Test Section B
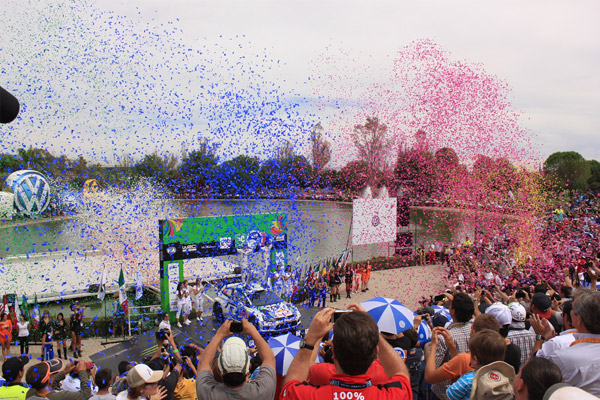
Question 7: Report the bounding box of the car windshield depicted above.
[247,290,282,307]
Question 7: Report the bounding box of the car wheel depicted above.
[213,303,224,323]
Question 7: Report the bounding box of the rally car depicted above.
[212,282,301,336]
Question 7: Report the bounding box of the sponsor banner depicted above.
[159,213,288,261]
[352,198,397,246]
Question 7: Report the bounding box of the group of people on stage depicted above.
[174,278,206,328]
[305,263,371,308]
[0,302,86,362]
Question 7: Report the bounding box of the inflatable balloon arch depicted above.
[0,170,52,218]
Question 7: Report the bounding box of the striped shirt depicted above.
[507,329,536,365]
[446,371,475,400]
[433,321,472,400]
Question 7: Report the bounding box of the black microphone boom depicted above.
[0,85,20,124]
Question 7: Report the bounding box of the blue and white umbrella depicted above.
[432,305,452,322]
[360,297,414,334]
[417,319,432,347]
[268,333,319,376]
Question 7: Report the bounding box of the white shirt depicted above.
[17,321,29,337]
[548,333,600,397]
[537,328,577,359]
[62,375,98,395]
[158,320,171,332]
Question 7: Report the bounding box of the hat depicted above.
[2,356,29,381]
[126,364,163,388]
[485,303,512,327]
[26,359,64,387]
[532,293,552,318]
[542,383,598,400]
[432,313,449,328]
[508,303,526,329]
[218,337,250,375]
[469,361,515,400]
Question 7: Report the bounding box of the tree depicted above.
[218,155,261,196]
[180,139,220,195]
[350,117,392,184]
[395,147,435,198]
[275,140,296,163]
[340,160,371,193]
[309,124,332,175]
[587,160,600,193]
[134,152,178,183]
[544,151,590,194]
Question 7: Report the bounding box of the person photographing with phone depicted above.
[281,305,412,400]
[196,318,276,400]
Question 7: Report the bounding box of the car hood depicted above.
[257,303,297,320]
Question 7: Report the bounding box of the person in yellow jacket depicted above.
[0,356,29,400]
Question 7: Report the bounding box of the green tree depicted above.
[218,155,261,196]
[588,160,600,193]
[544,151,590,194]
[180,139,220,195]
[395,147,435,198]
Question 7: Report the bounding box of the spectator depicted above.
[89,368,115,400]
[485,302,524,371]
[432,292,474,399]
[426,314,521,385]
[115,364,165,400]
[403,328,427,400]
[446,329,514,400]
[146,331,182,400]
[110,362,133,395]
[281,306,412,400]
[196,319,276,400]
[157,313,171,333]
[547,288,600,396]
[531,293,560,333]
[26,359,93,400]
[532,301,577,358]
[174,357,197,400]
[0,355,29,400]
[513,357,563,400]
[507,302,536,365]
[61,362,98,395]
[16,315,30,357]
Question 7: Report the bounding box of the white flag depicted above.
[135,270,143,300]
[97,267,108,300]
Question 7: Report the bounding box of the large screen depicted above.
[352,199,397,246]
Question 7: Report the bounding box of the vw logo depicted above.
[5,170,51,216]
[372,215,380,227]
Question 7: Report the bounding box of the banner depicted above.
[352,198,397,246]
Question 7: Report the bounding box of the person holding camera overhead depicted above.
[196,318,276,400]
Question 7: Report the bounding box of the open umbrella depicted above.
[360,297,414,334]
[417,319,432,346]
[268,333,302,376]
[432,305,452,322]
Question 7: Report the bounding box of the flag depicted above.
[0,295,6,315]
[97,267,108,300]
[135,270,143,300]
[20,294,29,318]
[118,268,128,315]
[31,294,40,328]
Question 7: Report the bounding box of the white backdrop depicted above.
[352,198,397,246]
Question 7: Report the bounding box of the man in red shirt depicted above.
[281,306,412,400]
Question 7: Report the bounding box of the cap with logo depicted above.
[508,303,527,329]
[26,359,65,387]
[126,364,163,388]
[469,361,515,400]
[218,337,250,375]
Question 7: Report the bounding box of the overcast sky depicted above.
[1,0,599,167]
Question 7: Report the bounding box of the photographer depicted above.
[196,319,276,400]
[147,330,181,400]
[26,359,93,400]
[282,306,411,400]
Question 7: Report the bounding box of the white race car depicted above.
[212,282,301,336]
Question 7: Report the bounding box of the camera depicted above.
[332,310,351,323]
[230,321,243,333]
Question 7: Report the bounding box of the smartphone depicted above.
[230,321,243,333]
[332,310,351,322]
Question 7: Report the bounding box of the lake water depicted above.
[0,199,501,297]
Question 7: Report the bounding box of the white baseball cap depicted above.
[218,337,250,375]
[126,364,163,388]
[485,302,512,328]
